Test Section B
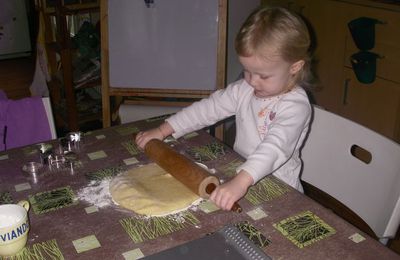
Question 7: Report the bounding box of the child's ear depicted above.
[290,60,305,75]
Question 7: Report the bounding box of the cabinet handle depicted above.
[343,78,350,105]
[377,19,387,25]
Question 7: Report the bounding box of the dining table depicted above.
[1,115,399,260]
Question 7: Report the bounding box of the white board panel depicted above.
[108,0,219,90]
[226,0,259,83]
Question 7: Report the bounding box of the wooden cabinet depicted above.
[37,0,102,134]
[308,0,400,142]
[263,0,400,142]
[338,1,400,142]
[341,68,400,139]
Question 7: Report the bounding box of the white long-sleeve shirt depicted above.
[167,79,311,191]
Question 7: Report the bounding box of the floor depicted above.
[0,55,35,100]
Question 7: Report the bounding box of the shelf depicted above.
[36,0,99,14]
[74,75,101,90]
[41,0,101,133]
[53,92,102,126]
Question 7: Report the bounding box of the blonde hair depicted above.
[235,7,313,88]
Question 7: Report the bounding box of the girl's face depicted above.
[239,54,302,98]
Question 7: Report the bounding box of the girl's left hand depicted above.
[135,122,174,149]
[135,128,164,149]
[210,171,253,211]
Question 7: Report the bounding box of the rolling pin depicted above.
[144,139,242,213]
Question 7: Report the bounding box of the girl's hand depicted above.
[135,122,174,149]
[135,127,164,149]
[210,170,253,211]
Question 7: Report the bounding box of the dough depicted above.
[109,163,201,216]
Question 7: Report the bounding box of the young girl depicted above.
[136,7,313,211]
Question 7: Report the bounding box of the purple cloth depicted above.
[0,96,53,151]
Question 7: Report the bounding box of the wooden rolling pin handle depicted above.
[205,183,242,213]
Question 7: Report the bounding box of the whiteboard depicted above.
[108,0,219,91]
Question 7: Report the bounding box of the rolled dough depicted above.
[109,163,201,216]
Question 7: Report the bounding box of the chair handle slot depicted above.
[350,144,371,164]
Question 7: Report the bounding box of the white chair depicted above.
[301,105,400,244]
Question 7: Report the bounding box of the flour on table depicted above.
[77,179,113,208]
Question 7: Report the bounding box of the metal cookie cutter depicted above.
[37,143,53,165]
[67,131,84,151]
[22,162,43,183]
[48,154,67,171]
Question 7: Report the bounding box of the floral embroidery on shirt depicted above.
[269,111,276,121]
[258,125,267,136]
[258,107,268,118]
[256,97,281,139]
[257,104,269,137]
[259,110,277,139]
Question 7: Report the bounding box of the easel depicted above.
[100,0,227,140]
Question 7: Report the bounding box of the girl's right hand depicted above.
[209,170,253,211]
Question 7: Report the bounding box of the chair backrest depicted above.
[41,97,57,139]
[301,106,400,240]
[0,96,57,151]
